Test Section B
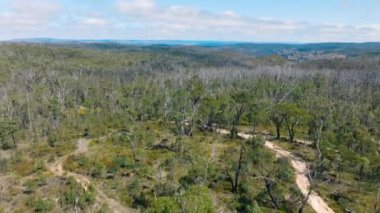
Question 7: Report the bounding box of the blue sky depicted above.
[0,0,379,42]
[158,0,379,24]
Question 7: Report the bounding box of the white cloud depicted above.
[116,0,155,14]
[0,0,379,42]
[113,0,380,42]
[80,17,108,27]
[0,0,61,30]
[11,0,61,16]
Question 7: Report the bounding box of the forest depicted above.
[0,42,379,213]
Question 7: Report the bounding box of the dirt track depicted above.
[217,129,334,213]
[48,138,136,213]
[48,129,334,212]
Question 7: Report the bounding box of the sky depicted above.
[0,0,379,42]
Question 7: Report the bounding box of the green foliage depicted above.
[372,166,380,185]
[181,186,214,213]
[0,44,379,212]
[148,197,180,213]
[109,155,130,173]
[124,179,151,208]
[246,136,299,210]
[23,179,42,194]
[47,132,60,147]
[278,103,309,142]
[61,177,96,209]
[247,102,267,133]
[275,158,294,182]
[247,136,272,165]
[26,198,54,212]
[0,159,9,173]
[91,162,106,178]
[34,198,54,212]
[0,120,17,150]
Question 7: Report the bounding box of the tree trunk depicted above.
[226,145,244,194]
[252,125,256,135]
[180,108,186,136]
[264,178,279,209]
[315,119,324,161]
[275,123,281,139]
[230,124,237,139]
[297,186,312,213]
[313,119,324,179]
[288,126,295,143]
[375,187,380,211]
[125,134,137,164]
[188,103,198,137]
[26,90,33,136]
[287,120,298,143]
[233,145,244,193]
[11,134,16,148]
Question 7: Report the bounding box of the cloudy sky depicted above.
[0,0,379,42]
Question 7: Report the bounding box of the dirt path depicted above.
[217,129,334,213]
[48,137,136,213]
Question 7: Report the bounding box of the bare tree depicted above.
[375,186,380,211]
[225,144,245,194]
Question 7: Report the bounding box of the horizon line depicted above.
[2,37,380,45]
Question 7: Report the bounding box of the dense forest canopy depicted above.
[0,42,379,212]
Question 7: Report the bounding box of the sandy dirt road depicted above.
[217,129,334,213]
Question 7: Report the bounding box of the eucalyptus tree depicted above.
[224,143,246,194]
[228,90,250,139]
[247,101,267,134]
[281,103,309,143]
[269,105,285,140]
[185,76,205,136]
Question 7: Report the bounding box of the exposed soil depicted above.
[217,129,334,213]
[47,137,137,213]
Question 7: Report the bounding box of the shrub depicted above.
[275,158,294,182]
[91,162,106,178]
[23,180,38,194]
[33,160,46,173]
[124,179,152,208]
[372,165,380,181]
[26,197,54,212]
[113,155,130,168]
[61,177,96,209]
[179,167,204,189]
[153,182,177,197]
[77,154,90,167]
[34,198,54,212]
[181,186,214,213]
[47,132,60,147]
[148,197,180,213]
[0,140,15,150]
[0,159,9,173]
[13,159,35,176]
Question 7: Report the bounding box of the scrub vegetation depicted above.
[0,43,379,212]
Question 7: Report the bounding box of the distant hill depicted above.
[7,38,241,47]
[222,42,380,56]
[5,38,380,57]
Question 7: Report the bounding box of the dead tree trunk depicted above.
[226,145,245,194]
[375,187,380,211]
[264,176,280,209]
